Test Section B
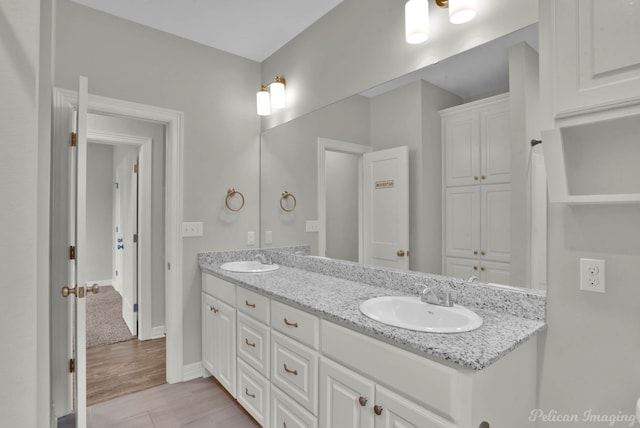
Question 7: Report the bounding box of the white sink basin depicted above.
[220,261,280,273]
[359,296,482,333]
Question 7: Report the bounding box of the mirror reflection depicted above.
[260,24,546,290]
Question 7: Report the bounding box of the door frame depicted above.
[87,131,154,340]
[317,138,371,262]
[51,88,184,416]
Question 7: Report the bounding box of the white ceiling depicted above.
[71,0,344,62]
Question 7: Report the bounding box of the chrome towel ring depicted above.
[225,188,245,212]
[280,191,297,212]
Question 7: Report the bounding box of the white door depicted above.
[114,171,123,294]
[363,146,410,270]
[122,159,138,335]
[445,186,480,259]
[61,76,90,428]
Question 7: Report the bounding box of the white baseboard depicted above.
[150,326,166,339]
[182,362,204,381]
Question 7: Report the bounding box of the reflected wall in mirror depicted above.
[260,24,546,290]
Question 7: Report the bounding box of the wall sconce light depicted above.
[405,0,476,45]
[256,75,287,116]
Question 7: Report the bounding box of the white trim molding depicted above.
[150,326,166,340]
[52,88,185,407]
[182,362,204,381]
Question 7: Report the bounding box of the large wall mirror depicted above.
[260,24,546,290]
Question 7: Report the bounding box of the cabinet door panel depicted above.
[480,105,510,184]
[237,312,270,378]
[320,358,374,428]
[272,385,318,428]
[216,300,236,397]
[237,359,269,427]
[480,260,511,285]
[481,184,511,263]
[373,385,455,428]
[202,293,217,376]
[547,0,640,117]
[445,257,478,281]
[445,187,480,259]
[444,113,480,187]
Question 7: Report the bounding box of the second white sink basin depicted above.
[220,261,280,273]
[359,296,482,333]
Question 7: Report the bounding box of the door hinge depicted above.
[133,163,138,174]
[70,132,77,147]
[133,303,138,313]
[69,358,75,373]
[69,245,76,260]
[133,234,138,243]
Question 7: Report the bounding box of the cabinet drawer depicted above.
[271,300,319,349]
[202,273,236,306]
[271,385,318,428]
[237,312,270,378]
[237,358,269,427]
[272,331,319,415]
[321,321,458,420]
[237,287,270,324]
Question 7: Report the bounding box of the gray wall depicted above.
[86,143,114,281]
[0,0,44,425]
[54,0,261,369]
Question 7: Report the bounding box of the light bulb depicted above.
[449,0,476,24]
[405,0,429,44]
[270,76,286,109]
[256,87,271,116]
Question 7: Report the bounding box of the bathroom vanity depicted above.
[199,249,545,428]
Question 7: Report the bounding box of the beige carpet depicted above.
[86,285,136,348]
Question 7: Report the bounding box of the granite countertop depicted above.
[200,256,546,371]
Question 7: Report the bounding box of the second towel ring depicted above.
[280,191,297,212]
[225,188,245,212]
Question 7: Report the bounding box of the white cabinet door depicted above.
[445,186,480,259]
[481,184,511,263]
[543,0,640,118]
[444,111,480,187]
[480,105,511,185]
[319,358,375,428]
[202,292,237,398]
[480,260,511,285]
[216,299,237,397]
[445,257,479,281]
[202,293,217,376]
[373,385,455,428]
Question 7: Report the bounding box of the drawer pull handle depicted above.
[245,338,256,348]
[245,388,255,399]
[374,405,383,416]
[245,300,256,308]
[209,306,218,313]
[283,318,298,328]
[283,364,298,375]
[358,396,368,407]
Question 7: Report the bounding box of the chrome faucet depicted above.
[420,285,454,307]
[254,253,272,265]
[467,275,480,283]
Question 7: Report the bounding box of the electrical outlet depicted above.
[247,231,255,246]
[265,231,273,244]
[580,258,605,293]
[182,222,203,237]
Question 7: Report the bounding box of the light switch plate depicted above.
[265,230,273,244]
[182,222,203,237]
[306,220,320,233]
[247,231,255,246]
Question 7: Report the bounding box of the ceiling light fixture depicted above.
[405,0,477,44]
[256,75,286,116]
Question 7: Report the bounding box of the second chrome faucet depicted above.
[420,284,454,307]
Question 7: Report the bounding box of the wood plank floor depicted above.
[88,377,260,427]
[87,337,166,406]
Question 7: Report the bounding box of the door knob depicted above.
[397,250,405,257]
[61,286,85,298]
[87,284,100,294]
[374,405,383,415]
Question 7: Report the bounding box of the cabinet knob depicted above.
[473,266,478,270]
[374,405,383,416]
[481,175,486,180]
[480,267,485,271]
[479,422,490,428]
[474,176,479,181]
[397,250,405,257]
[358,396,368,407]
[473,250,478,255]
[481,251,485,256]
